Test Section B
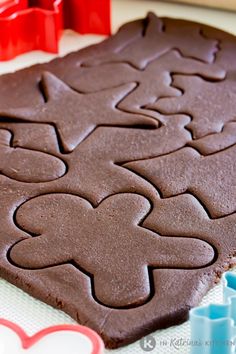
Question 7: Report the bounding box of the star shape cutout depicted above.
[0,72,157,152]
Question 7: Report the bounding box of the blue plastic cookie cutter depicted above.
[190,271,236,354]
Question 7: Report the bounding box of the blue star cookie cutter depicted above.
[190,271,236,354]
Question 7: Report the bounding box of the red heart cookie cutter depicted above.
[0,318,104,353]
[0,0,111,61]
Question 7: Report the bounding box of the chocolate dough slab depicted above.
[0,12,235,349]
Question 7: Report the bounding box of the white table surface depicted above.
[0,1,235,354]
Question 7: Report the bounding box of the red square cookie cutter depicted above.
[0,0,111,61]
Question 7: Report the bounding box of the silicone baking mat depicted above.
[1,271,234,354]
[0,1,235,353]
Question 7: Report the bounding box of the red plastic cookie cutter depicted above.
[0,318,104,353]
[0,0,111,61]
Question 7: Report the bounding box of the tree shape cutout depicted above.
[0,72,158,153]
[189,122,236,155]
[0,129,65,183]
[125,145,236,218]
[153,74,236,138]
[84,12,218,70]
[144,193,236,242]
[200,25,236,73]
[143,193,236,271]
[70,50,225,118]
[9,193,214,308]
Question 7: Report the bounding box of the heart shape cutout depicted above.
[0,319,104,354]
